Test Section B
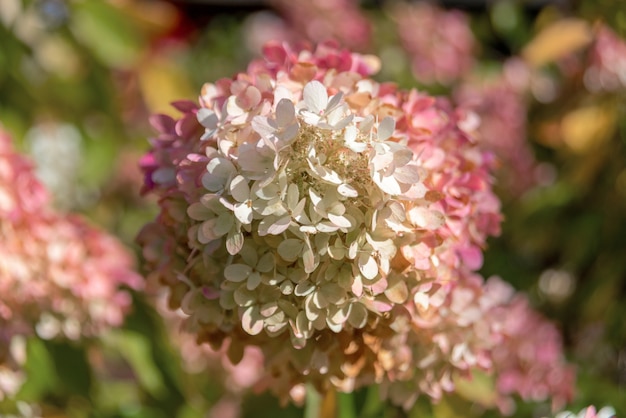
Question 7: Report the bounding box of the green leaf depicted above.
[70,2,143,68]
[18,338,56,400]
[337,392,357,418]
[104,330,166,399]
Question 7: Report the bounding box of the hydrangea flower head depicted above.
[0,127,142,398]
[138,42,574,407]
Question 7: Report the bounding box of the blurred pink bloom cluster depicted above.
[455,60,541,196]
[393,2,476,85]
[0,128,142,399]
[266,0,371,51]
[488,281,575,413]
[381,271,574,413]
[138,41,572,411]
[584,24,626,92]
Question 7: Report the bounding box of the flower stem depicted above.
[304,384,322,418]
[304,384,338,418]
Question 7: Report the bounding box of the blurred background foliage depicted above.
[0,0,625,417]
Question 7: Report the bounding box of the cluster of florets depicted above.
[138,41,572,409]
[455,59,541,196]
[0,128,142,399]
[393,2,476,85]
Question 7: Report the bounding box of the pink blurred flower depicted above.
[0,127,142,398]
[584,24,626,92]
[393,2,476,85]
[455,59,540,196]
[268,0,371,51]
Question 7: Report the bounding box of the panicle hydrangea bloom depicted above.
[392,2,476,85]
[455,59,540,196]
[0,128,142,398]
[268,0,371,50]
[584,24,626,93]
[138,41,574,409]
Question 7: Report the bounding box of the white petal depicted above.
[359,115,375,133]
[224,264,252,282]
[347,303,368,328]
[326,91,344,113]
[326,318,343,333]
[287,183,299,209]
[267,215,291,235]
[276,98,296,126]
[328,213,353,229]
[273,86,292,107]
[292,198,306,218]
[329,304,351,324]
[316,221,340,233]
[251,115,276,138]
[247,272,262,290]
[277,239,304,262]
[409,207,445,230]
[377,117,396,141]
[330,114,354,130]
[204,157,235,192]
[256,253,275,273]
[394,165,421,184]
[294,281,316,297]
[385,280,408,304]
[226,229,244,255]
[302,243,316,273]
[374,173,402,195]
[351,274,363,297]
[303,80,328,114]
[358,253,378,280]
[337,183,358,198]
[197,108,218,129]
[302,112,322,126]
[226,95,244,116]
[414,292,429,310]
[393,147,414,166]
[230,175,251,203]
[187,202,209,220]
[234,202,253,224]
[279,123,299,145]
[304,295,320,320]
[213,213,234,237]
[242,306,264,335]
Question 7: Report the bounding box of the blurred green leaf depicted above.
[104,330,166,399]
[70,2,143,68]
